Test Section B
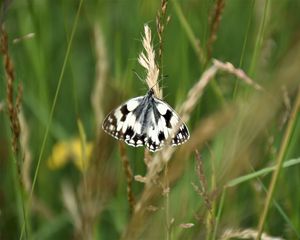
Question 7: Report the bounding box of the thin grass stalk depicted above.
[156,3,172,237]
[142,64,218,189]
[256,85,300,239]
[62,182,82,237]
[224,159,300,237]
[123,108,234,240]
[172,0,205,65]
[233,0,256,98]
[143,59,260,188]
[222,228,284,240]
[163,163,171,240]
[249,0,270,76]
[255,170,300,238]
[1,22,29,239]
[217,156,299,238]
[156,0,170,80]
[193,150,215,240]
[77,118,88,191]
[29,0,83,201]
[206,0,225,61]
[213,59,263,91]
[172,0,227,105]
[119,143,136,211]
[139,23,173,237]
[22,0,84,237]
[212,188,226,240]
[62,15,80,118]
[207,146,217,240]
[91,22,108,126]
[19,111,32,194]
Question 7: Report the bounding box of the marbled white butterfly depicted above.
[102,89,189,152]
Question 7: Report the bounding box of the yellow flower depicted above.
[47,138,93,172]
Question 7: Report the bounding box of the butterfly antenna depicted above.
[157,74,168,85]
[132,69,145,84]
[149,80,161,91]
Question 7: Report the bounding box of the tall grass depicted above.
[1,0,300,239]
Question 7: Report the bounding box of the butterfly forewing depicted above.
[153,97,190,146]
[102,96,144,141]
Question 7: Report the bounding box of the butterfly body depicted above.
[102,89,189,152]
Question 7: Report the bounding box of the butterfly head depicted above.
[148,88,155,96]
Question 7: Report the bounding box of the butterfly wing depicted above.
[102,96,146,147]
[102,93,190,152]
[144,97,190,152]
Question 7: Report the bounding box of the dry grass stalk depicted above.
[91,23,108,126]
[119,142,136,211]
[75,134,117,239]
[123,109,234,240]
[206,0,226,60]
[13,32,35,44]
[220,228,284,240]
[127,24,262,238]
[279,85,291,130]
[192,150,220,240]
[143,64,218,186]
[192,149,215,230]
[75,24,113,237]
[142,58,260,187]
[126,57,258,237]
[213,59,263,91]
[156,0,170,68]
[144,149,153,167]
[0,100,5,112]
[1,24,22,155]
[19,111,53,220]
[257,85,300,239]
[62,182,83,236]
[179,64,218,123]
[179,223,194,229]
[63,179,102,240]
[19,111,32,192]
[73,23,115,238]
[194,150,208,201]
[138,24,161,98]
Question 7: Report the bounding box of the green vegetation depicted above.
[1,0,300,239]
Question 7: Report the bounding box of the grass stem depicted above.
[20,0,84,238]
[172,0,206,65]
[249,0,270,77]
[256,85,300,239]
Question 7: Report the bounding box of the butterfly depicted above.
[102,89,190,152]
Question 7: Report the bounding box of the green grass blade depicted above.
[226,157,300,187]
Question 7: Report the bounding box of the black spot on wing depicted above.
[133,133,146,146]
[124,127,134,139]
[145,137,164,152]
[102,114,118,136]
[125,133,146,147]
[120,105,130,122]
[172,124,190,145]
[163,109,173,128]
[158,131,165,141]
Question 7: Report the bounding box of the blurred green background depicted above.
[1,0,300,239]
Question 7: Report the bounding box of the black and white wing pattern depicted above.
[102,96,146,147]
[151,97,189,147]
[102,89,190,152]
